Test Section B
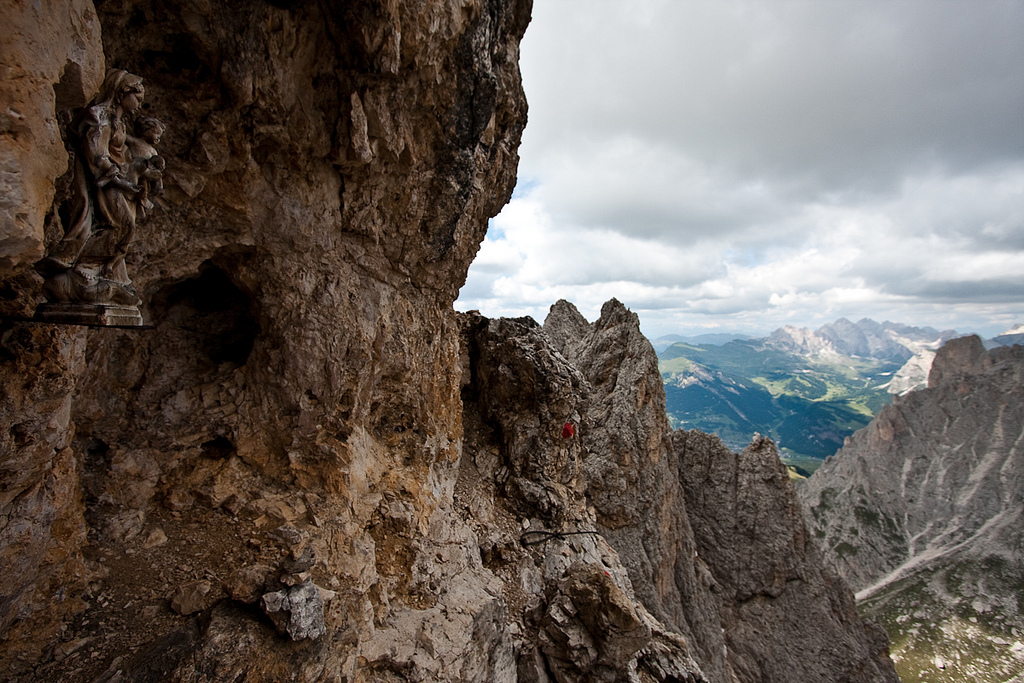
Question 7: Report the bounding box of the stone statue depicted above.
[34,68,165,326]
[127,115,166,220]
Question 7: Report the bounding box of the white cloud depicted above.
[457,0,1024,340]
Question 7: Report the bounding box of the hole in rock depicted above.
[154,263,260,367]
[53,61,85,113]
[80,438,112,506]
[9,423,33,447]
[200,436,235,459]
[142,34,205,76]
[85,438,110,461]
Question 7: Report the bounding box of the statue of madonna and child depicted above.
[34,68,166,327]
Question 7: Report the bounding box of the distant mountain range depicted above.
[988,323,1024,348]
[650,332,753,352]
[656,318,1020,471]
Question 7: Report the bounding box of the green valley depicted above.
[659,337,902,473]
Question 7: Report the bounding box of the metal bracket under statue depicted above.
[33,68,165,328]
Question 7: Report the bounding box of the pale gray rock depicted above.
[463,311,590,523]
[545,298,899,683]
[463,308,707,682]
[628,632,706,683]
[989,324,1024,348]
[676,431,899,683]
[261,580,325,641]
[800,335,1024,680]
[537,562,652,682]
[545,299,668,530]
[545,299,714,646]
[801,335,1024,593]
[767,318,956,363]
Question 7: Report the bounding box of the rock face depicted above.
[987,323,1024,349]
[767,318,957,396]
[2,2,896,682]
[0,4,104,651]
[543,300,899,683]
[674,431,895,683]
[0,0,104,280]
[800,335,1024,682]
[2,0,529,679]
[459,310,707,683]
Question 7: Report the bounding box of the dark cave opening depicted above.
[200,435,235,459]
[152,262,260,367]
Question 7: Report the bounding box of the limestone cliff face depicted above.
[674,431,895,683]
[459,310,706,682]
[2,0,528,679]
[0,0,105,659]
[799,335,1024,682]
[0,1,105,279]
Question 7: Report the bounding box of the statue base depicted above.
[34,303,145,327]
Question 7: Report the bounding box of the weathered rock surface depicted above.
[460,308,706,682]
[2,0,530,679]
[463,312,589,523]
[676,431,897,683]
[170,579,214,616]
[261,580,327,641]
[0,0,104,281]
[545,300,718,652]
[0,0,103,658]
[767,318,956,364]
[545,299,899,683]
[800,335,1024,682]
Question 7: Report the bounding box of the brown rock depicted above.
[0,324,90,661]
[926,333,991,388]
[143,528,168,548]
[224,564,274,604]
[170,580,213,616]
[163,489,195,512]
[1,0,531,678]
[0,0,103,282]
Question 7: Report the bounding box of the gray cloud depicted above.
[523,1,1024,189]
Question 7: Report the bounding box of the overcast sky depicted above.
[455,0,1024,339]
